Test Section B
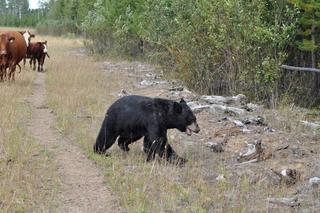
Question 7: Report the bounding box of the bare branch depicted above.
[281,65,320,73]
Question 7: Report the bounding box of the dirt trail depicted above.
[26,72,122,212]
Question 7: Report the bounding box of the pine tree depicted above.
[0,0,7,14]
[289,0,320,68]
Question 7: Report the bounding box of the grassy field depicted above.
[0,31,59,211]
[1,27,318,212]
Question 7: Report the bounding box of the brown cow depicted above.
[28,41,49,72]
[0,31,27,81]
[0,34,14,81]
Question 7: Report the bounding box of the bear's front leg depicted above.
[163,144,187,166]
[146,138,167,162]
[145,132,186,165]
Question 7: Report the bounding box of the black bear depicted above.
[93,95,200,164]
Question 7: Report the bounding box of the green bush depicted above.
[44,0,320,107]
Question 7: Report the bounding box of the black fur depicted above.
[93,95,199,164]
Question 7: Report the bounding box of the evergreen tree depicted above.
[0,0,7,14]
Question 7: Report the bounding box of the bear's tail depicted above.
[93,116,116,154]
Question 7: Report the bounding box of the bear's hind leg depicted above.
[118,136,142,151]
[94,116,118,154]
[143,136,152,154]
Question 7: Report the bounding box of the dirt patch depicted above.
[26,72,123,212]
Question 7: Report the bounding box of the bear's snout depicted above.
[186,122,200,135]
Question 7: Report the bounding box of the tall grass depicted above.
[0,63,58,211]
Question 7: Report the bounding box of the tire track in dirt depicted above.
[27,72,122,212]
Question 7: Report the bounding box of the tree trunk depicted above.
[311,12,320,92]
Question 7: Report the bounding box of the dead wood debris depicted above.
[237,139,272,163]
[267,197,300,208]
[201,94,247,105]
[271,168,301,186]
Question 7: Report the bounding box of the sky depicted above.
[29,0,40,9]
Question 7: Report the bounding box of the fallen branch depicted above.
[267,197,300,208]
[281,65,320,73]
[301,120,320,129]
[201,94,246,105]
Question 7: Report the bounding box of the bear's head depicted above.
[172,98,200,135]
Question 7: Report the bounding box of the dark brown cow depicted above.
[28,41,49,72]
[21,31,36,66]
[0,31,27,81]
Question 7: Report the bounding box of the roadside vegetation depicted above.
[44,36,319,212]
[32,0,320,108]
[0,48,58,212]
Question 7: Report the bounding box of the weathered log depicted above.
[267,197,300,208]
[201,94,247,105]
[301,120,320,129]
[281,64,320,73]
[210,104,245,115]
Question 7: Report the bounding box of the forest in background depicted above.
[1,0,320,108]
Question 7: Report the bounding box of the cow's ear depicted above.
[18,31,24,35]
[30,34,35,38]
[44,40,47,44]
[9,37,15,43]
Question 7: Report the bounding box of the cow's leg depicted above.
[37,58,41,72]
[10,64,16,81]
[0,67,3,81]
[40,54,46,72]
[33,58,36,71]
[3,67,7,81]
[29,58,33,68]
[7,66,12,81]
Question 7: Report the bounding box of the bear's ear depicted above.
[180,98,186,104]
[173,102,182,114]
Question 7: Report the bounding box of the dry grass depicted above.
[42,35,320,212]
[0,55,59,212]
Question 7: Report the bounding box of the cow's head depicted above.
[20,31,35,47]
[0,34,15,66]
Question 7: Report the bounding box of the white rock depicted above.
[233,120,245,127]
[309,177,320,187]
[216,174,225,181]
